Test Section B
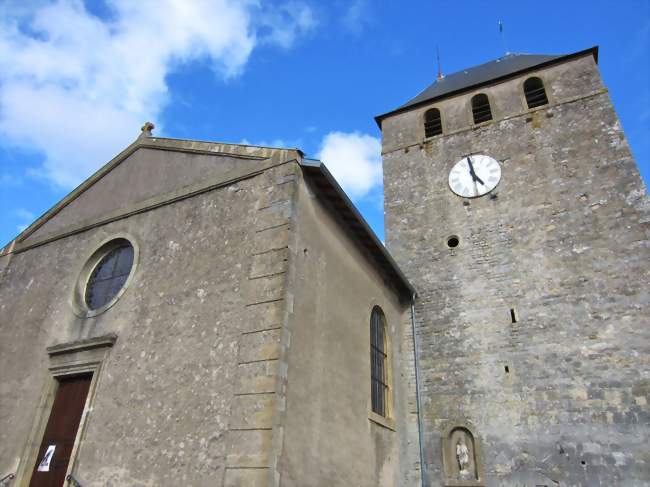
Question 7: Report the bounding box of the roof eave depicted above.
[374,46,599,128]
[299,159,416,299]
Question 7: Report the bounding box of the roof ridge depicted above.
[148,135,300,152]
[428,52,560,83]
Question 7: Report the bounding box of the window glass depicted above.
[85,244,134,310]
[370,307,388,416]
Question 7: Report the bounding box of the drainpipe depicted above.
[411,292,427,487]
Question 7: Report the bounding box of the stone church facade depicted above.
[0,46,648,486]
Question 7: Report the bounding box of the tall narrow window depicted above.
[370,306,388,417]
[424,108,443,137]
[471,93,492,124]
[524,77,549,109]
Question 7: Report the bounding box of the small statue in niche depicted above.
[456,437,471,477]
[443,425,482,484]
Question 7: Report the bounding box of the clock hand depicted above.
[466,157,486,186]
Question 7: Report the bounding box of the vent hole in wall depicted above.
[510,308,517,323]
[447,236,459,248]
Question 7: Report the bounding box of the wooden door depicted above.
[29,374,92,487]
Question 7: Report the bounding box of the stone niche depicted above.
[441,422,485,487]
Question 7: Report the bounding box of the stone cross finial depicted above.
[140,122,155,137]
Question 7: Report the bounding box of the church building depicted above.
[0,46,648,486]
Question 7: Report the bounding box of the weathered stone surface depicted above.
[244,274,286,304]
[230,394,276,430]
[224,467,269,487]
[238,329,281,364]
[249,248,289,279]
[251,225,290,256]
[226,429,273,467]
[241,300,285,333]
[235,361,278,394]
[382,51,650,486]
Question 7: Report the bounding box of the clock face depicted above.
[448,154,501,198]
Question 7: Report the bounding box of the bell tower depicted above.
[378,47,649,486]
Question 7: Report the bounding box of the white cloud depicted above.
[14,208,35,232]
[259,1,315,49]
[15,208,35,220]
[342,0,369,34]
[0,172,23,187]
[317,131,382,199]
[0,0,315,188]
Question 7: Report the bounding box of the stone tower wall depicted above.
[382,53,650,486]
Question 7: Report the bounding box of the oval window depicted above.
[85,242,134,310]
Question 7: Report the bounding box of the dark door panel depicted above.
[29,374,92,487]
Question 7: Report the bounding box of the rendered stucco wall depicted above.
[26,148,262,241]
[382,53,650,486]
[274,171,421,487]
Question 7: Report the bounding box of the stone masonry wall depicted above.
[382,54,650,486]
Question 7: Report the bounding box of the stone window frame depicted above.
[422,106,445,139]
[367,305,396,431]
[469,92,496,127]
[12,335,116,486]
[70,233,140,318]
[520,73,553,112]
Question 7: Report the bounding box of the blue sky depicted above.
[1,0,649,247]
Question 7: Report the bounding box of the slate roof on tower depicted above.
[375,46,598,126]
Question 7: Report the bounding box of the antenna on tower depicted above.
[436,46,444,80]
[498,20,509,56]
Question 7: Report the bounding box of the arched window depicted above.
[471,93,492,124]
[370,306,388,416]
[524,77,549,109]
[424,108,443,137]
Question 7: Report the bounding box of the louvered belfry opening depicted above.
[471,93,492,124]
[370,306,388,417]
[424,108,443,137]
[524,77,549,108]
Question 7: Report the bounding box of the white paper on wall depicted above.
[37,445,56,472]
